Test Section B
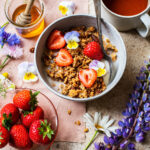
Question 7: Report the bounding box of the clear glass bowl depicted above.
[0,88,58,150]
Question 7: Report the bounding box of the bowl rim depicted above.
[34,14,127,102]
[15,88,59,148]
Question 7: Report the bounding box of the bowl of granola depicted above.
[35,15,126,101]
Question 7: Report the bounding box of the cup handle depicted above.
[137,13,150,38]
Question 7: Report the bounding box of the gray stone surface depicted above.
[51,1,150,149]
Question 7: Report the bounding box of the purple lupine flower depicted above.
[120,140,128,149]
[142,93,148,102]
[94,60,150,150]
[144,103,150,112]
[116,129,122,137]
[94,142,105,150]
[7,34,20,46]
[134,122,141,132]
[135,132,144,142]
[127,143,135,150]
[104,136,110,145]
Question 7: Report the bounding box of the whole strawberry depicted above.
[10,124,33,149]
[0,126,10,148]
[83,41,103,60]
[13,90,40,111]
[21,106,44,128]
[1,103,19,125]
[29,119,54,144]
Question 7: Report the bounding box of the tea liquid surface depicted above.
[103,0,148,16]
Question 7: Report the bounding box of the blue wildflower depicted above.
[94,143,105,150]
[0,27,10,47]
[7,34,20,46]
[120,140,128,149]
[127,143,135,150]
[135,132,144,142]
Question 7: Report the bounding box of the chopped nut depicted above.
[30,47,35,53]
[84,128,89,133]
[111,52,117,61]
[68,110,72,115]
[75,120,81,126]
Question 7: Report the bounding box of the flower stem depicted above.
[1,22,9,28]
[84,130,98,150]
[0,55,10,70]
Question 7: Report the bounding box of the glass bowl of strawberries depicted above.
[0,89,58,150]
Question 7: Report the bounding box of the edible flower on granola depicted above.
[64,31,80,49]
[89,60,106,77]
[18,62,38,83]
[59,1,76,16]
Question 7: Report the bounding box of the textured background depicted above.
[51,0,150,150]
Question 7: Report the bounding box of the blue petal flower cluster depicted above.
[0,27,10,47]
[95,60,150,150]
[0,25,20,47]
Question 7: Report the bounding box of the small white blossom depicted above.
[83,112,118,137]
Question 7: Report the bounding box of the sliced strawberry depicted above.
[47,30,66,50]
[79,69,97,88]
[55,49,73,66]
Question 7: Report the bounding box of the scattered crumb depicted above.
[84,128,89,133]
[51,83,56,87]
[75,120,81,126]
[111,52,117,61]
[68,109,72,115]
[29,47,35,53]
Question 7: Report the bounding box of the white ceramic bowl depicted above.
[34,15,126,102]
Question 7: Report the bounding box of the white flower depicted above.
[59,1,76,16]
[83,112,118,137]
[18,62,38,83]
[0,73,15,97]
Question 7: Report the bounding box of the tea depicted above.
[103,0,148,16]
[12,4,44,38]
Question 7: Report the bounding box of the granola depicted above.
[43,26,118,98]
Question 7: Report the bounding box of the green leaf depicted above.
[38,120,54,140]
[29,90,40,111]
[2,113,12,131]
[22,110,33,117]
[0,132,3,140]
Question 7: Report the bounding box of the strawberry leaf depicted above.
[29,90,40,111]
[2,113,12,131]
[38,120,54,140]
[22,110,33,117]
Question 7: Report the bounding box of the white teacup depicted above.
[101,0,150,37]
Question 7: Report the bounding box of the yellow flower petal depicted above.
[23,72,38,82]
[2,72,9,78]
[97,68,106,77]
[59,5,68,15]
[67,40,78,49]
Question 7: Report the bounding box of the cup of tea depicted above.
[101,0,150,37]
